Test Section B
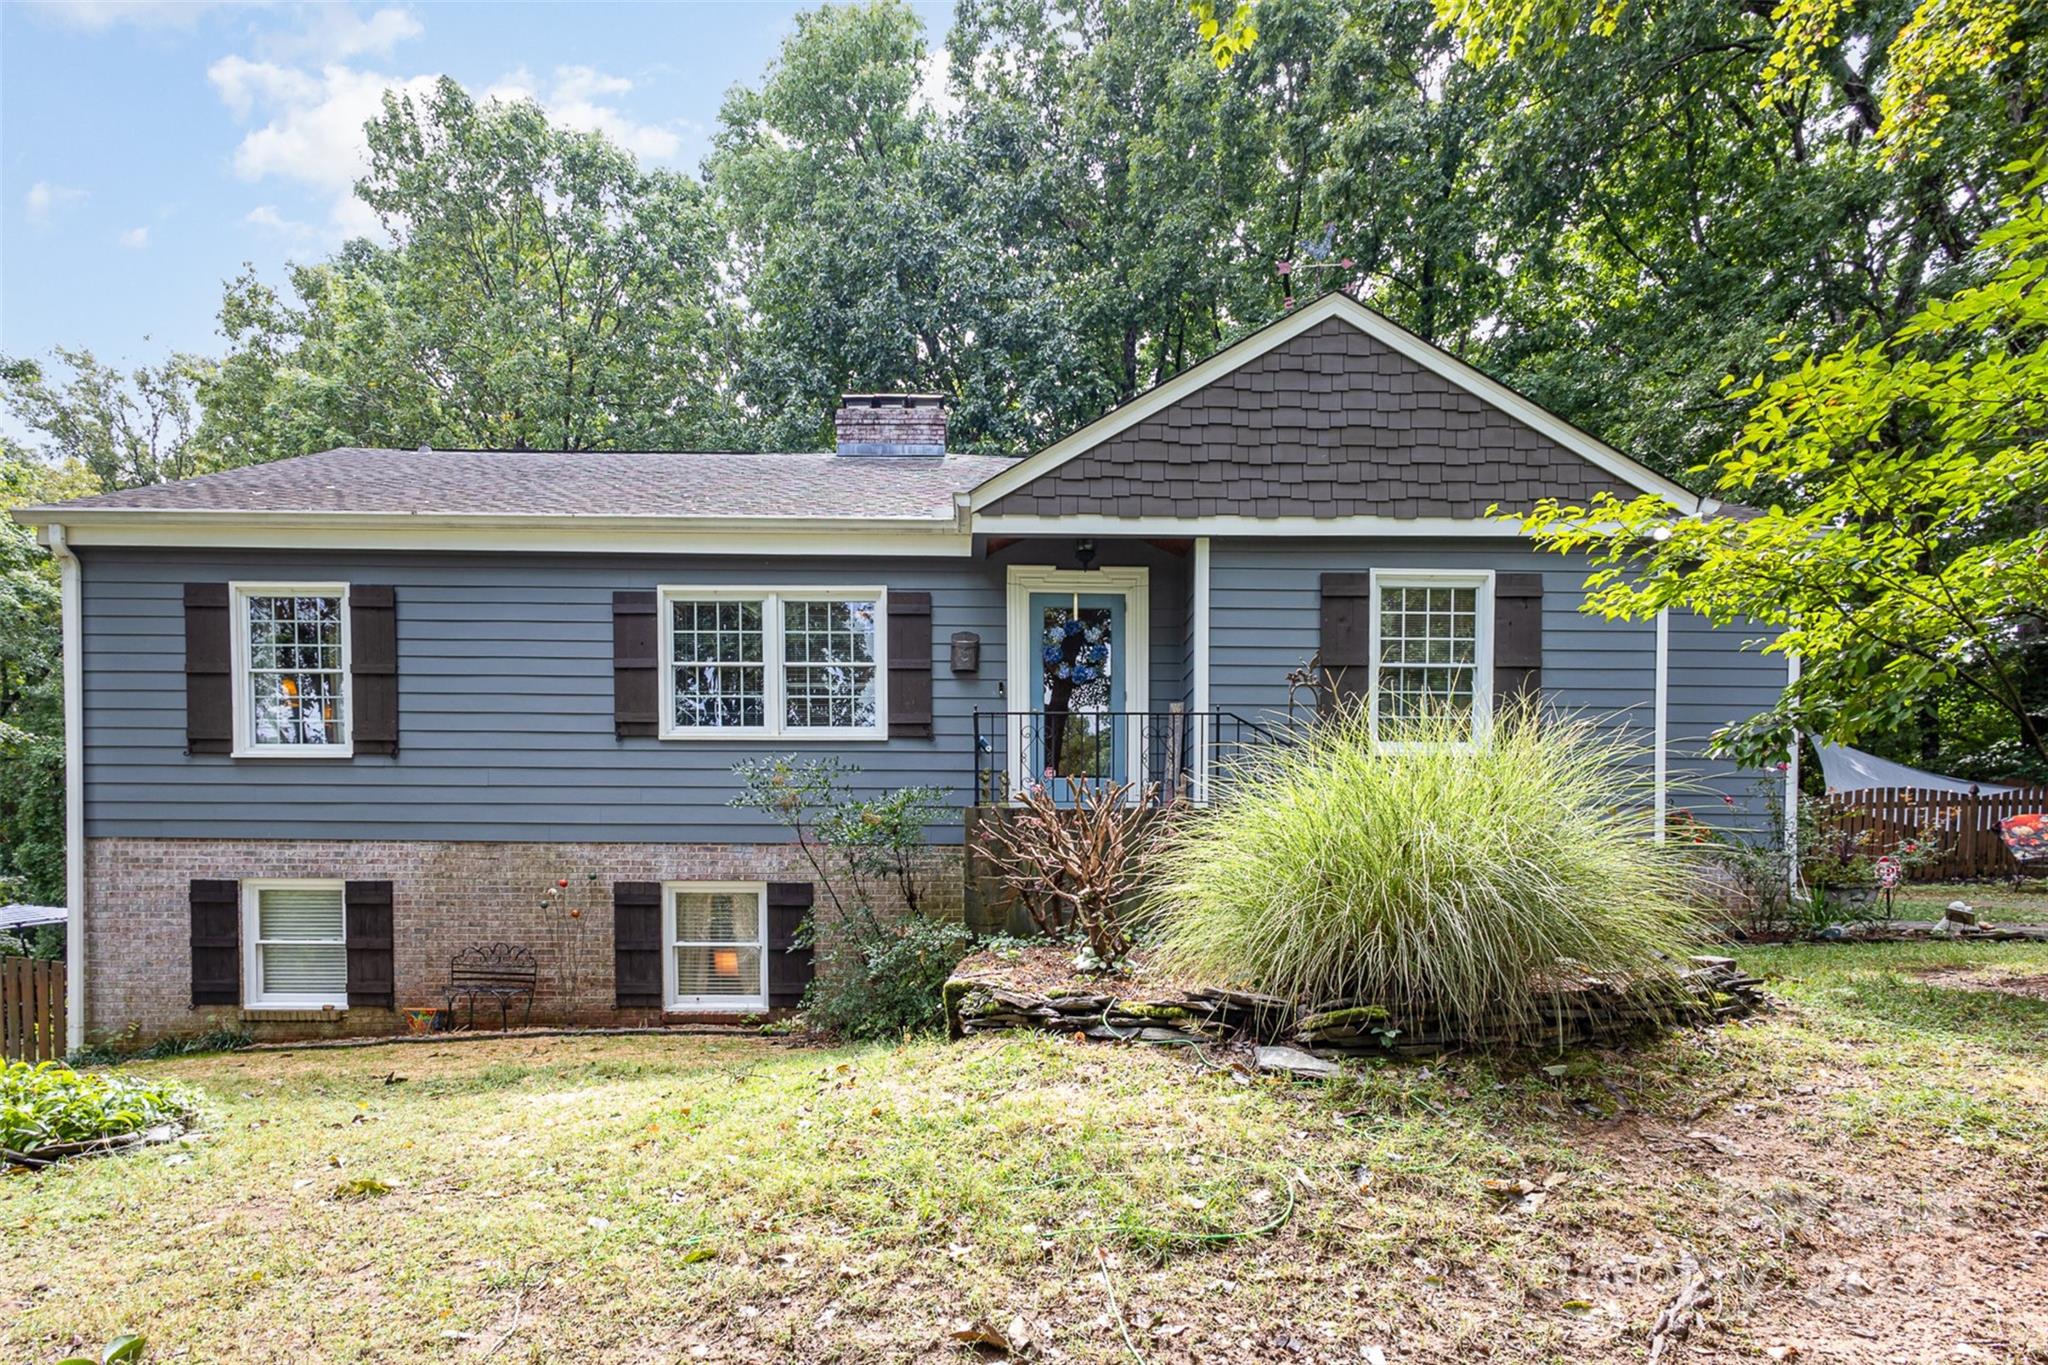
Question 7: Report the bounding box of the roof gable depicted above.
[972,292,1696,521]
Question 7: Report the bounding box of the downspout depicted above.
[47,523,86,1054]
[1653,608,1668,842]
[1785,653,1802,893]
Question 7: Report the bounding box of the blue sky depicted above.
[1,0,952,379]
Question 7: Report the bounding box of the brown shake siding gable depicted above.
[983,316,1640,519]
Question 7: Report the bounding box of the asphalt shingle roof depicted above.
[31,447,1020,521]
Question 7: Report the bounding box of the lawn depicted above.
[1892,879,2048,925]
[5,941,2046,1365]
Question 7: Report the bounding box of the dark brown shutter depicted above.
[1317,573,1373,714]
[1494,572,1544,710]
[190,878,240,1006]
[350,586,398,756]
[766,882,815,1010]
[614,881,662,1008]
[184,583,232,755]
[613,591,659,738]
[887,591,934,738]
[345,880,395,1008]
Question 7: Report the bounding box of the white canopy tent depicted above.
[1811,740,2024,796]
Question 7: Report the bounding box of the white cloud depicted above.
[24,181,88,223]
[263,7,423,62]
[211,29,681,247]
[484,65,681,162]
[25,0,229,30]
[119,226,150,248]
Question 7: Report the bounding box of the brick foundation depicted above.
[85,838,963,1043]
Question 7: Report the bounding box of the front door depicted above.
[1028,590,1125,801]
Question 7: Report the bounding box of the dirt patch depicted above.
[1912,968,2048,1001]
[951,943,1220,996]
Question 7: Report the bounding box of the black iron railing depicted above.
[972,709,1281,805]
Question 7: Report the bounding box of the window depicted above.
[665,882,766,1009]
[661,588,884,739]
[243,879,347,1008]
[233,584,350,756]
[1368,571,1494,744]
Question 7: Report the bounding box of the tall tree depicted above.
[201,77,737,460]
[0,450,91,906]
[1,349,207,489]
[1510,163,2048,779]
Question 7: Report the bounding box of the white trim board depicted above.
[229,581,355,759]
[662,881,770,1012]
[32,513,974,559]
[966,292,1700,515]
[1366,569,1496,748]
[656,585,888,742]
[1003,566,1151,795]
[50,525,85,1050]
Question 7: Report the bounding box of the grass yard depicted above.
[5,941,2046,1365]
[1892,880,2048,925]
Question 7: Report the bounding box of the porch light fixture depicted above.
[1073,538,1097,570]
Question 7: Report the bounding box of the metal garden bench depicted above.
[441,943,538,1030]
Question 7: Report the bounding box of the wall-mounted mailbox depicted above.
[950,631,981,674]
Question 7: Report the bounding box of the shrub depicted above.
[1,1059,200,1161]
[804,914,978,1041]
[1149,707,1709,1044]
[971,776,1161,971]
[730,755,969,1039]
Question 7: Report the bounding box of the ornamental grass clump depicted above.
[1149,707,1709,1046]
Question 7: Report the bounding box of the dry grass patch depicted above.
[3,940,2045,1364]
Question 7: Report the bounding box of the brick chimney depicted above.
[834,394,948,457]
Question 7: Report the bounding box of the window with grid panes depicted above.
[1374,580,1484,740]
[662,591,882,737]
[238,588,348,750]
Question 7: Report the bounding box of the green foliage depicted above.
[0,450,88,907]
[729,756,966,1037]
[1432,0,2034,156]
[805,914,979,1040]
[54,1333,145,1365]
[1189,0,1260,67]
[1149,708,1709,1041]
[1,1060,199,1159]
[1510,160,2048,773]
[1,350,206,489]
[198,76,736,461]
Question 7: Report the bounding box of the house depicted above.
[14,292,1793,1048]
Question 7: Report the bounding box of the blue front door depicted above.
[1029,591,1125,800]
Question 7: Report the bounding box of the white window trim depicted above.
[1366,569,1495,749]
[658,586,889,742]
[1003,565,1151,795]
[241,877,349,1011]
[662,880,769,1011]
[229,581,353,759]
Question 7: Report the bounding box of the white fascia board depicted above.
[966,291,1700,515]
[27,510,974,557]
[974,513,1548,538]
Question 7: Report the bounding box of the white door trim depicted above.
[1004,566,1150,797]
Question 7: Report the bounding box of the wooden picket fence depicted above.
[1821,786,2048,882]
[2,957,67,1063]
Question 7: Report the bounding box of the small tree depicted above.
[729,756,969,1038]
[972,778,1162,972]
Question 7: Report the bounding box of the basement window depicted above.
[243,879,347,1009]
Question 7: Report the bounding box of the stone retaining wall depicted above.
[946,958,1768,1061]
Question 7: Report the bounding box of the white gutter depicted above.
[46,524,85,1054]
